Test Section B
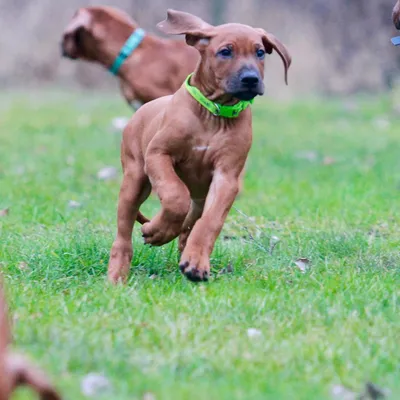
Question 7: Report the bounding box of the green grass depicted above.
[0,90,399,399]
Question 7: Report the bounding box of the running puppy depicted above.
[61,6,199,109]
[108,10,291,283]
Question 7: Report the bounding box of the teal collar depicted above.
[109,28,145,75]
[184,74,253,118]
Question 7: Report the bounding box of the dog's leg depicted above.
[0,286,61,400]
[142,154,191,246]
[178,199,205,253]
[119,80,142,111]
[179,171,239,282]
[237,167,245,194]
[0,284,11,399]
[6,354,61,400]
[108,167,151,284]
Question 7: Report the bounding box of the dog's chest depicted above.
[174,144,215,198]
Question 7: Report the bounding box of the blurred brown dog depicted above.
[0,284,61,400]
[108,10,291,283]
[61,6,199,109]
[394,0,400,29]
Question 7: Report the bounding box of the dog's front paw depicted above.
[179,249,210,282]
[141,215,181,246]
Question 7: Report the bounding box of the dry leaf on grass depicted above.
[323,156,336,165]
[295,150,318,162]
[269,235,280,254]
[97,166,118,181]
[143,393,156,400]
[218,264,234,276]
[247,328,262,338]
[18,262,28,270]
[360,382,390,399]
[294,258,310,273]
[0,208,9,217]
[331,382,389,400]
[68,200,81,209]
[81,373,112,397]
[331,384,357,400]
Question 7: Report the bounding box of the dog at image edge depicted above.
[61,6,199,109]
[394,0,400,29]
[108,9,291,283]
[0,284,61,400]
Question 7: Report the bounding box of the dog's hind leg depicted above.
[108,157,151,284]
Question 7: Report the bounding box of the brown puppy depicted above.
[108,10,291,283]
[0,284,61,400]
[394,0,400,29]
[61,6,199,109]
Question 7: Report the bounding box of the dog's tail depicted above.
[0,283,62,400]
[136,211,150,225]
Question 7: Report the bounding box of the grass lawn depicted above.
[0,89,399,399]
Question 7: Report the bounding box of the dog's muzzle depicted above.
[60,41,69,58]
[60,34,80,59]
[227,68,264,101]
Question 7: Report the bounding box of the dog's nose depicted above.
[60,41,67,57]
[241,73,259,87]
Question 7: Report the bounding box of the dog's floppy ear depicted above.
[157,9,215,50]
[62,9,92,56]
[257,29,292,85]
[63,8,92,36]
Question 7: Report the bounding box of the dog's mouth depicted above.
[61,30,83,59]
[226,72,264,101]
[61,43,77,59]
[231,90,261,101]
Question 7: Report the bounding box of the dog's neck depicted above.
[93,20,156,77]
[190,62,240,106]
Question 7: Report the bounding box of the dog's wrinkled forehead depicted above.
[210,23,264,49]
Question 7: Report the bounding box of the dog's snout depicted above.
[226,68,264,100]
[240,71,260,88]
[60,40,67,57]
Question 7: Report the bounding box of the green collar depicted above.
[184,74,253,118]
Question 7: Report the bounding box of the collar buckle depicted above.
[212,103,221,117]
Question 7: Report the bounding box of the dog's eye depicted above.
[218,48,233,58]
[256,49,265,59]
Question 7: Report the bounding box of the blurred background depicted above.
[0,0,399,98]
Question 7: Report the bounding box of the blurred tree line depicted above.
[0,0,398,96]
